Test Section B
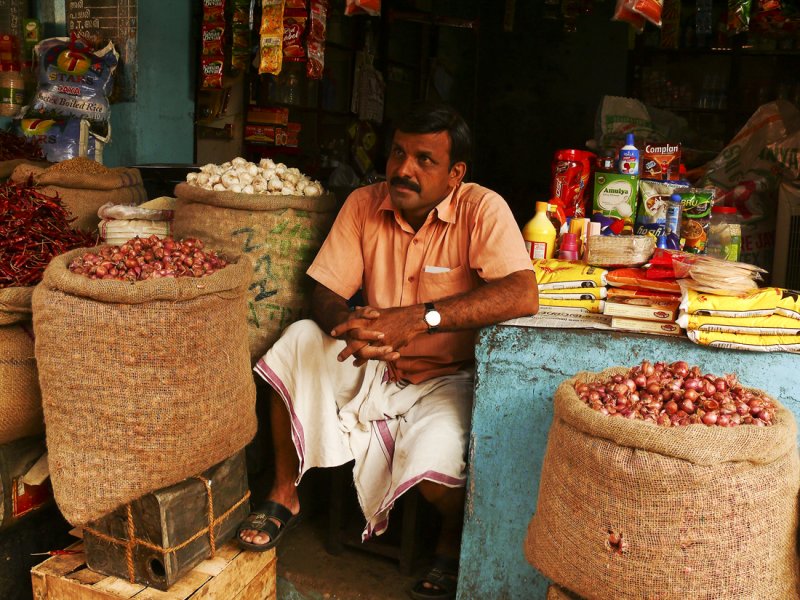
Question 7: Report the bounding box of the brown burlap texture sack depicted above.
[173,182,337,364]
[0,159,49,180]
[11,162,147,232]
[525,367,800,600]
[0,286,44,444]
[32,248,257,526]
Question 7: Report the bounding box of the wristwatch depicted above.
[423,302,441,334]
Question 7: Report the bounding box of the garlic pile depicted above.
[186,157,324,197]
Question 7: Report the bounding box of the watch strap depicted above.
[424,302,439,333]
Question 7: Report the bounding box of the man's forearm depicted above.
[311,283,353,334]
[433,269,538,332]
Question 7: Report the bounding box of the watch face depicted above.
[425,310,442,327]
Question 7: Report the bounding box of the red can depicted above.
[551,149,596,219]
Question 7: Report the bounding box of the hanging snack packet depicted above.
[675,188,714,253]
[202,21,226,56]
[203,0,226,22]
[628,0,664,26]
[283,8,308,61]
[728,0,753,32]
[306,0,327,79]
[612,0,647,31]
[345,0,381,16]
[259,0,284,75]
[201,55,225,88]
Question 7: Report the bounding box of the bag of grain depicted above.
[0,287,44,444]
[10,158,147,232]
[32,247,256,526]
[525,367,800,599]
[173,181,337,363]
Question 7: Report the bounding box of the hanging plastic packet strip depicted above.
[728,0,753,33]
[259,0,284,75]
[306,0,328,79]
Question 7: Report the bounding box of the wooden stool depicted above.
[31,540,276,599]
[325,464,427,575]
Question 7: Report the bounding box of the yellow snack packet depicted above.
[538,286,607,300]
[532,259,608,290]
[538,297,605,314]
[686,329,800,354]
[677,311,800,335]
[680,287,800,320]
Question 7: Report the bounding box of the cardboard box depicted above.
[611,316,683,336]
[0,436,53,531]
[603,298,679,322]
[592,173,639,234]
[83,451,249,590]
[31,540,276,600]
[244,125,275,143]
[247,106,289,126]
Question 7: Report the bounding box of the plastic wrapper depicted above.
[532,260,608,289]
[97,202,174,221]
[306,0,327,79]
[283,9,307,61]
[259,0,284,75]
[201,55,224,88]
[729,0,753,32]
[635,179,690,239]
[29,37,118,131]
[345,0,381,16]
[675,188,714,253]
[16,114,102,162]
[586,234,656,267]
[612,0,647,31]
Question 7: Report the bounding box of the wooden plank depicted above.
[32,543,86,578]
[65,567,107,585]
[234,555,277,600]
[92,576,145,597]
[192,556,229,577]
[33,572,124,600]
[131,571,212,600]
[182,550,275,600]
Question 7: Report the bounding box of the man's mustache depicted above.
[389,177,421,193]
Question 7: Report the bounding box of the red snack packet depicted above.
[202,21,226,56]
[306,0,327,79]
[203,0,226,22]
[283,9,308,61]
[612,0,646,31]
[201,55,224,88]
[345,0,381,16]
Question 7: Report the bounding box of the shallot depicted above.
[575,360,776,427]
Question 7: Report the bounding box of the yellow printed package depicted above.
[686,330,800,354]
[680,287,800,320]
[533,259,608,290]
[538,287,607,300]
[677,311,800,335]
[259,0,284,75]
[538,297,605,314]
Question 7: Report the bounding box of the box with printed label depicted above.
[244,125,275,143]
[247,106,289,125]
[592,173,639,234]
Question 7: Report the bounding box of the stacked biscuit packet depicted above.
[531,260,608,314]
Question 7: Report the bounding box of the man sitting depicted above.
[238,102,538,599]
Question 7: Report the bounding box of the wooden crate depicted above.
[83,450,250,590]
[31,540,276,600]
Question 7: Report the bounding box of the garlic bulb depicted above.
[185,157,326,196]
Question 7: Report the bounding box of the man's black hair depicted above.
[394,102,472,168]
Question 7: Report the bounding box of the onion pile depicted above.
[575,360,776,427]
[68,235,227,281]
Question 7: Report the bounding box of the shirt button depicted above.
[408,276,415,282]
[413,239,419,245]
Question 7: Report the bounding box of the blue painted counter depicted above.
[458,325,799,600]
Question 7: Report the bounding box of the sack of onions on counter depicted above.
[97,198,175,247]
[526,360,800,600]
[184,157,324,197]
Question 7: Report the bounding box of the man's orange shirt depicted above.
[307,181,534,384]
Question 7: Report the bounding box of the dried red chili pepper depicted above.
[0,131,45,162]
[0,182,96,288]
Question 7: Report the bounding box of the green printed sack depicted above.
[173,182,337,363]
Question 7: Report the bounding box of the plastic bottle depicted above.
[0,66,25,118]
[618,133,640,176]
[706,206,741,261]
[558,232,580,260]
[522,201,557,260]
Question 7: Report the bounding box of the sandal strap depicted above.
[240,500,293,530]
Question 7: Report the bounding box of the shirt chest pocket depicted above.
[418,264,474,303]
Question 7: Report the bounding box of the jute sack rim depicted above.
[558,367,798,466]
[174,181,338,213]
[0,286,34,326]
[10,163,144,190]
[0,158,49,179]
[36,247,252,304]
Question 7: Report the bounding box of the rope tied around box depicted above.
[83,475,251,583]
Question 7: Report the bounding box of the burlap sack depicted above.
[525,367,800,600]
[0,287,44,444]
[0,159,49,180]
[32,248,257,526]
[11,162,147,232]
[173,182,337,363]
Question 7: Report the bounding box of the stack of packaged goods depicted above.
[678,287,800,354]
[531,259,608,314]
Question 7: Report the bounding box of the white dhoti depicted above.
[254,319,473,539]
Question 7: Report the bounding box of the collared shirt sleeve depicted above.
[468,189,534,282]
[306,191,365,300]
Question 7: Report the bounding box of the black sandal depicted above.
[409,554,459,600]
[237,500,302,552]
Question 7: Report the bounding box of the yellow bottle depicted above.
[522,201,557,260]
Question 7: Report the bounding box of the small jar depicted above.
[0,67,25,118]
[706,205,741,261]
